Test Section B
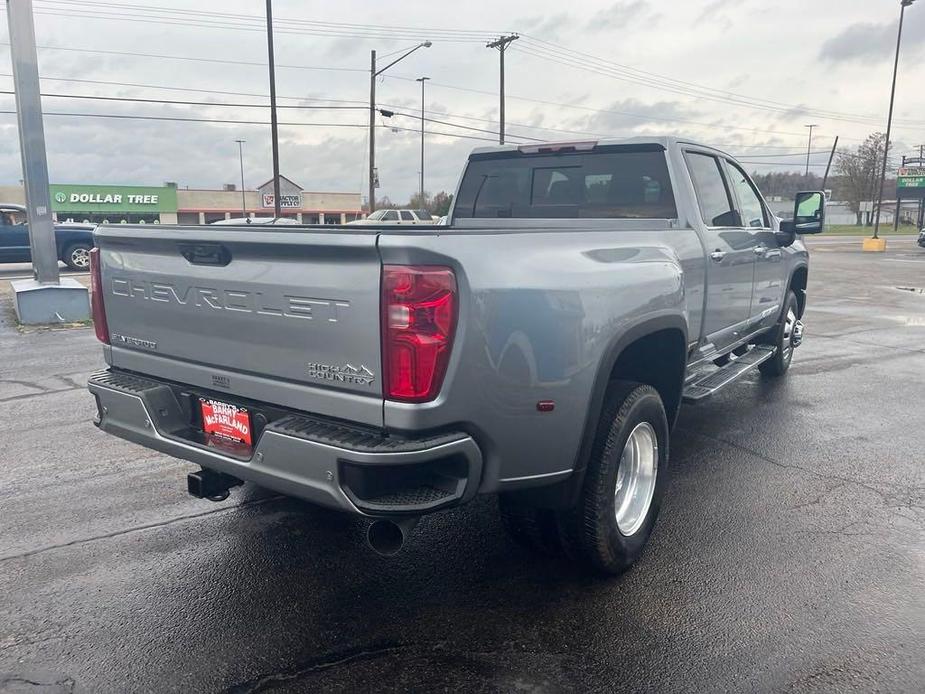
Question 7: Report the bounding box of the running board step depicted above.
[683,345,776,402]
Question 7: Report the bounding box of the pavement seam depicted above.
[0,385,84,404]
[0,495,285,563]
[223,644,406,694]
[680,428,920,517]
[812,333,925,355]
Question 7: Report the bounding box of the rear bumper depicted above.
[88,369,483,517]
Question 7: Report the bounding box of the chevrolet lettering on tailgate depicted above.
[110,277,350,322]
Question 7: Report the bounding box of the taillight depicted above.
[381,265,457,402]
[89,247,110,345]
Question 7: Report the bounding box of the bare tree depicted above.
[834,133,886,225]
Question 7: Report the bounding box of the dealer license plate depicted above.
[199,398,253,447]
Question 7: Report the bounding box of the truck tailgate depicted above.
[95,225,383,427]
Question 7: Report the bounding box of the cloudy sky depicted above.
[0,0,924,203]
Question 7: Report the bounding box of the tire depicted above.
[758,290,799,378]
[63,242,92,271]
[556,381,670,575]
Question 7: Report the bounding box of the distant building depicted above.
[0,175,363,225]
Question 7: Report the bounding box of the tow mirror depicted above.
[780,191,825,237]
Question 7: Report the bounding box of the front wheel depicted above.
[63,242,92,271]
[759,290,800,378]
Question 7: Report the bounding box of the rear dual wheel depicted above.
[499,381,669,575]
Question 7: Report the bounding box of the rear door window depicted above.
[454,147,677,219]
[399,211,415,221]
[684,152,738,227]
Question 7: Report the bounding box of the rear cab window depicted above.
[454,145,678,220]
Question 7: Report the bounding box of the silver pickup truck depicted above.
[87,137,824,574]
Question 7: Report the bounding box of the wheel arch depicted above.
[507,314,688,509]
[789,264,808,318]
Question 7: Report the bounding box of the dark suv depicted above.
[0,203,95,270]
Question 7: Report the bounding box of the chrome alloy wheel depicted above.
[614,421,658,536]
[781,306,798,361]
[70,246,91,269]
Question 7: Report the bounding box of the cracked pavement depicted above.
[0,238,923,693]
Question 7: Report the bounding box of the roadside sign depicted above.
[897,167,925,190]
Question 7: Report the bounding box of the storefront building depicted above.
[176,176,363,225]
[0,176,362,225]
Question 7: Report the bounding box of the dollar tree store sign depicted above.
[897,168,925,191]
[50,184,178,212]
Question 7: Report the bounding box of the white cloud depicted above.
[0,0,921,202]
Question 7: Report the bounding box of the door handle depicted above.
[709,250,727,262]
[753,245,767,256]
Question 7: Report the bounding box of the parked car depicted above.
[918,227,925,248]
[347,209,436,225]
[0,203,96,270]
[86,137,824,574]
[210,217,302,226]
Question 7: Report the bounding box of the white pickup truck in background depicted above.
[348,209,436,225]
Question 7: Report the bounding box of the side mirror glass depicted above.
[792,191,825,234]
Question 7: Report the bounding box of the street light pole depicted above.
[368,42,432,214]
[804,124,818,177]
[873,0,916,240]
[416,77,429,209]
[235,139,246,219]
[487,35,519,145]
[265,0,281,218]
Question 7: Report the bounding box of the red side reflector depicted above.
[89,247,110,345]
[381,265,457,402]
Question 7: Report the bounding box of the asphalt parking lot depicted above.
[1,237,923,693]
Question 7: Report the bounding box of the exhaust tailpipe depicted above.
[366,517,420,556]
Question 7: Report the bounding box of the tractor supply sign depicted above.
[262,193,302,208]
[897,168,925,190]
[50,185,178,213]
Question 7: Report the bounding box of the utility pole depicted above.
[873,0,917,241]
[367,42,431,215]
[265,0,281,218]
[369,49,376,216]
[416,77,429,210]
[821,135,839,191]
[804,124,818,177]
[895,155,906,231]
[917,145,925,229]
[235,139,247,219]
[487,34,519,145]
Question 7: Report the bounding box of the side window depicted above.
[685,152,737,227]
[381,210,399,221]
[725,161,768,228]
[399,210,414,221]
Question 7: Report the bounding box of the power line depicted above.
[12,2,925,136]
[0,109,368,127]
[0,89,369,111]
[516,35,925,129]
[0,42,366,73]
